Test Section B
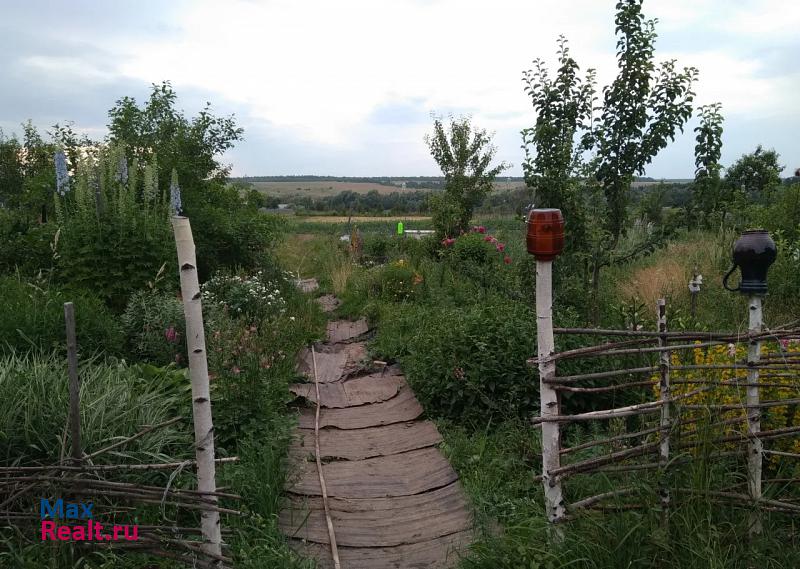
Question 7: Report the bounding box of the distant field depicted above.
[251,181,430,198]
[293,215,431,223]
[247,179,680,199]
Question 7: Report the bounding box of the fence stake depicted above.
[657,299,670,528]
[535,259,566,532]
[747,295,763,535]
[172,216,223,561]
[64,302,81,463]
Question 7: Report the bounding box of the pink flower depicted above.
[477,226,486,234]
[496,243,505,252]
[503,256,512,265]
[231,366,241,375]
[484,236,493,242]
[780,339,790,350]
[164,326,178,343]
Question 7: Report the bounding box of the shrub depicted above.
[382,296,538,423]
[121,289,186,366]
[0,275,122,357]
[367,259,423,302]
[0,212,57,276]
[201,268,289,324]
[205,286,325,447]
[189,199,285,282]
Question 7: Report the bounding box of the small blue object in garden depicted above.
[397,221,404,236]
[54,151,69,196]
[170,175,183,216]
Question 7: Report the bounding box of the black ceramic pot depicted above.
[722,230,777,295]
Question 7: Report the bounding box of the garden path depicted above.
[279,299,474,568]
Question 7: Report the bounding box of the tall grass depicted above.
[440,419,800,569]
[0,352,189,466]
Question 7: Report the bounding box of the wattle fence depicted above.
[531,296,800,531]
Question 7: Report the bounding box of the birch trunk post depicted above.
[64,302,81,463]
[172,216,222,560]
[746,295,763,536]
[656,299,670,528]
[536,259,566,533]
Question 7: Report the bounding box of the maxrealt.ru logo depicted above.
[40,498,139,542]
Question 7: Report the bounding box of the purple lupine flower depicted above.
[169,175,182,215]
[115,155,128,184]
[54,151,69,196]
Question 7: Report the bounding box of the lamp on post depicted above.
[722,228,777,537]
[527,209,566,533]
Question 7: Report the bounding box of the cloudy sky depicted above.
[1,0,798,178]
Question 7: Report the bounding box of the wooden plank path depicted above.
[281,314,474,568]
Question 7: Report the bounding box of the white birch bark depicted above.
[536,260,566,530]
[172,216,222,559]
[746,295,763,535]
[657,299,670,526]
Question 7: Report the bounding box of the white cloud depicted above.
[4,0,798,176]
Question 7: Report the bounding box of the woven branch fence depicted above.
[531,296,800,531]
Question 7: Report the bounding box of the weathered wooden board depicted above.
[280,481,471,547]
[316,294,340,313]
[290,530,472,569]
[286,447,458,498]
[297,385,423,429]
[296,348,348,383]
[289,421,442,461]
[326,318,369,343]
[289,374,405,409]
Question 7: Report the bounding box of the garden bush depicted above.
[366,259,423,302]
[204,280,325,447]
[380,295,539,423]
[0,212,57,276]
[201,268,290,324]
[121,289,187,366]
[0,275,123,356]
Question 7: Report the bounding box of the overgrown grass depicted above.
[440,420,800,569]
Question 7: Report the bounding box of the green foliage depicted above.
[724,144,784,200]
[522,35,596,250]
[187,184,286,281]
[54,145,175,310]
[375,296,538,423]
[690,103,725,226]
[592,0,697,242]
[441,417,800,569]
[206,282,324,448]
[0,353,188,465]
[121,289,186,366]
[367,260,422,302]
[0,210,58,275]
[108,81,243,204]
[0,275,122,357]
[425,115,509,236]
[223,437,315,569]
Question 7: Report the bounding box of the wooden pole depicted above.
[64,302,81,463]
[657,299,670,527]
[746,295,763,536]
[172,216,222,561]
[535,259,566,531]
